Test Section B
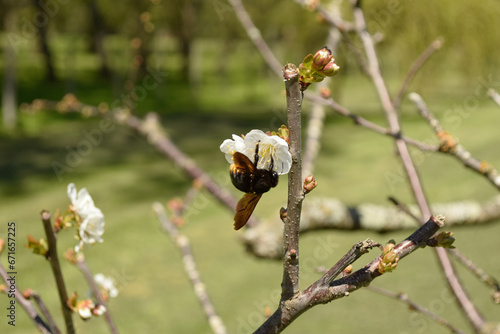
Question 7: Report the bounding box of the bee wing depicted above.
[232,152,256,173]
[234,193,262,230]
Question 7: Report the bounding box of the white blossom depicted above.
[76,300,95,320]
[220,129,292,175]
[67,183,105,252]
[94,273,119,299]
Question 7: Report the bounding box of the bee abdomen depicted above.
[230,165,253,193]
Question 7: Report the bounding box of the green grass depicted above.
[1,36,500,334]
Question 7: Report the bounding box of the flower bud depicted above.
[23,289,33,299]
[76,299,95,320]
[436,131,457,153]
[276,125,289,144]
[320,87,331,98]
[25,235,48,256]
[67,292,78,310]
[92,304,107,316]
[0,239,4,254]
[312,47,333,71]
[432,231,456,249]
[343,265,353,275]
[320,60,340,77]
[280,207,287,221]
[303,175,318,194]
[493,291,500,304]
[64,248,80,264]
[378,242,399,274]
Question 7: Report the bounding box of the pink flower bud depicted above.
[303,175,318,194]
[321,61,340,77]
[312,47,333,71]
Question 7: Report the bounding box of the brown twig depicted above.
[242,194,500,259]
[368,285,466,334]
[393,37,444,109]
[281,64,303,301]
[488,88,500,107]
[153,202,227,334]
[0,264,53,333]
[22,98,245,226]
[410,92,500,190]
[41,210,75,334]
[350,1,486,332]
[295,0,369,75]
[228,0,282,77]
[304,92,438,152]
[448,249,500,293]
[29,290,61,334]
[388,196,423,223]
[254,215,445,333]
[319,238,380,285]
[75,259,119,334]
[351,0,430,220]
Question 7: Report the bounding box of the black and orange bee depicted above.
[230,143,279,230]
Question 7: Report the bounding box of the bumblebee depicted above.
[230,144,279,230]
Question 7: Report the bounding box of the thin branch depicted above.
[488,88,500,107]
[410,92,500,190]
[351,0,430,220]
[75,259,119,334]
[368,286,466,334]
[393,37,443,109]
[304,92,438,152]
[448,249,500,293]
[350,1,486,332]
[318,239,380,286]
[242,194,500,259]
[254,215,445,333]
[153,203,227,334]
[228,0,282,77]
[294,0,369,75]
[41,210,75,334]
[22,98,246,226]
[28,290,61,334]
[281,64,303,300]
[388,196,423,223]
[0,264,53,334]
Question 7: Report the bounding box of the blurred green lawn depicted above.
[1,36,500,334]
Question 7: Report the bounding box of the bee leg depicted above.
[269,154,274,172]
[253,142,260,168]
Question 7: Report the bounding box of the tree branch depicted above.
[28,290,60,334]
[254,215,445,333]
[393,37,443,109]
[75,259,119,334]
[41,210,75,334]
[368,285,466,334]
[228,0,282,77]
[22,98,246,226]
[488,88,500,108]
[448,249,500,295]
[241,194,500,258]
[410,92,500,190]
[153,203,227,334]
[0,264,53,334]
[350,1,486,331]
[281,64,303,300]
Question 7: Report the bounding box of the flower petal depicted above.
[67,183,77,204]
[220,129,292,175]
